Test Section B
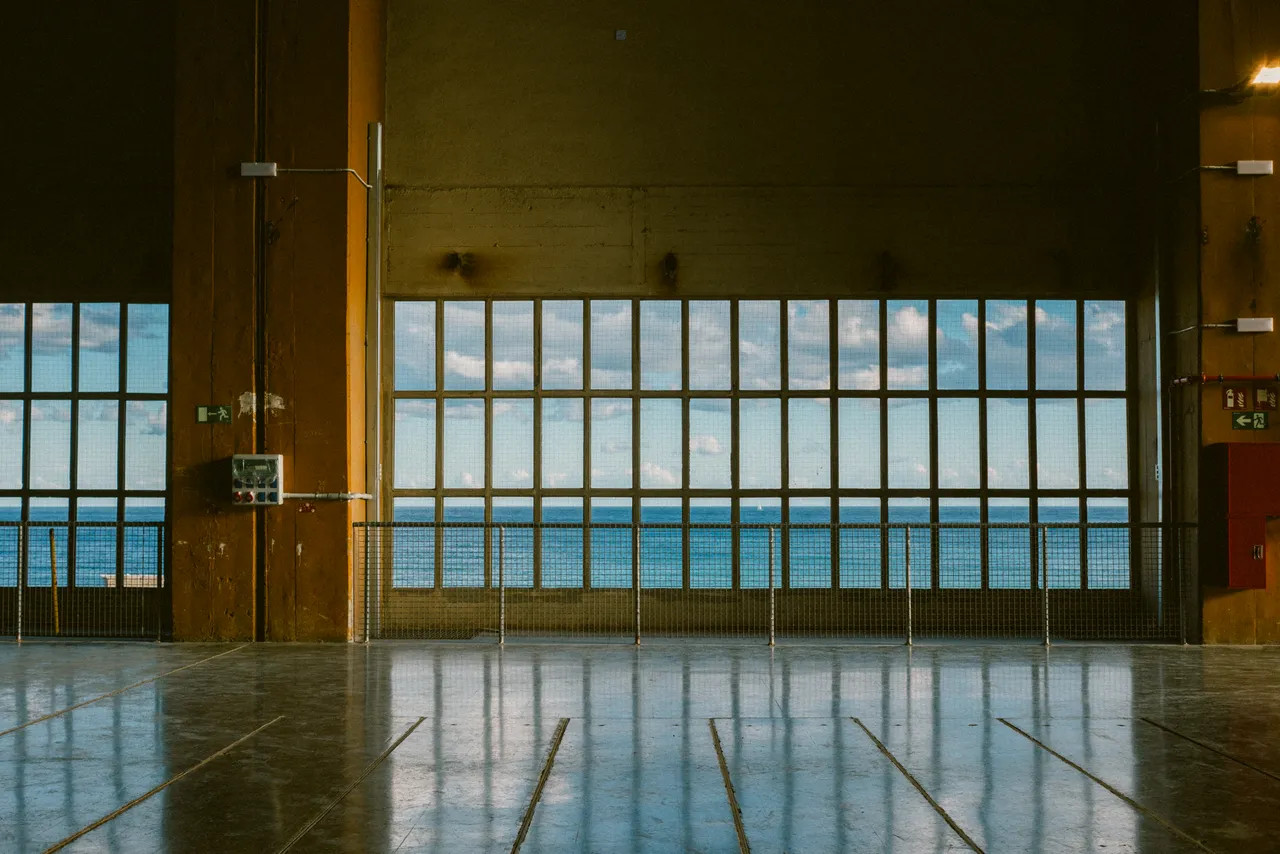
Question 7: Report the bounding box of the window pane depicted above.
[542,300,583,389]
[837,300,879,390]
[541,498,583,587]
[739,399,781,489]
[590,300,631,389]
[1035,300,1077,390]
[441,498,484,587]
[987,399,1029,489]
[788,300,829,390]
[640,301,682,390]
[689,399,730,489]
[78,400,119,490]
[30,402,70,486]
[1035,400,1079,489]
[392,498,435,588]
[492,399,534,488]
[640,498,681,588]
[887,398,929,488]
[886,300,928,390]
[788,399,830,488]
[838,399,879,488]
[394,302,435,391]
[0,304,24,393]
[442,401,484,487]
[938,498,980,588]
[690,499,730,588]
[0,401,22,488]
[739,301,780,389]
[739,497,780,588]
[1040,498,1081,588]
[937,399,979,488]
[126,304,169,394]
[590,497,631,588]
[839,498,881,588]
[888,498,931,588]
[590,399,632,488]
[541,399,583,488]
[492,301,533,390]
[1085,399,1128,488]
[125,401,166,490]
[640,399,681,488]
[988,498,1031,589]
[492,498,533,587]
[937,300,978,390]
[32,303,72,392]
[76,497,116,587]
[393,400,434,489]
[789,498,831,588]
[79,303,120,392]
[1087,498,1130,589]
[985,300,1027,390]
[443,301,485,390]
[689,301,730,390]
[1084,301,1126,390]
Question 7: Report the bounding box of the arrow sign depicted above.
[1232,412,1270,430]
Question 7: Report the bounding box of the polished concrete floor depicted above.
[1,641,1279,853]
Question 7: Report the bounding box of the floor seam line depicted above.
[510,717,570,854]
[41,713,284,854]
[708,718,752,854]
[997,717,1217,853]
[275,716,427,854]
[0,644,249,740]
[1138,716,1280,783]
[850,717,985,853]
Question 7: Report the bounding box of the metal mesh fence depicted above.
[0,521,166,640]
[357,522,1190,644]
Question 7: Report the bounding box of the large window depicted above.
[389,298,1131,589]
[0,302,169,533]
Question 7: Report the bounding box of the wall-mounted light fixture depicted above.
[1200,64,1280,103]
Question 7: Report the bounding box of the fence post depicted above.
[16,526,25,643]
[498,526,506,645]
[904,526,912,647]
[633,523,641,646]
[1176,523,1187,646]
[768,526,776,647]
[1040,525,1050,647]
[156,526,165,641]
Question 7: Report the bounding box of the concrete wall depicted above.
[385,0,1161,302]
[1195,0,1280,643]
[0,2,173,302]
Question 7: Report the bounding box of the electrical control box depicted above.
[231,454,284,506]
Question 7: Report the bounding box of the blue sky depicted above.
[0,304,169,495]
[393,298,1129,500]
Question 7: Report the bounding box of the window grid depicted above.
[0,303,169,588]
[388,298,1134,590]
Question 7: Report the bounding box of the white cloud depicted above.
[493,359,533,384]
[444,350,485,380]
[639,460,678,486]
[890,305,929,344]
[689,434,723,456]
[460,471,479,487]
[509,468,531,483]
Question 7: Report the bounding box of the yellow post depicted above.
[49,529,60,635]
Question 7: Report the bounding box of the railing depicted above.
[355,522,1192,644]
[0,521,167,640]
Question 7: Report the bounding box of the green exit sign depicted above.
[1232,411,1269,430]
[196,405,232,424]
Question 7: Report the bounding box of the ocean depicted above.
[386,502,1134,591]
[1,504,165,588]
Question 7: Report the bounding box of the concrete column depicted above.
[171,0,383,640]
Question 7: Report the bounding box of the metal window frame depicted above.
[384,296,1137,593]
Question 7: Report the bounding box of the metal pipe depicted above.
[904,527,912,647]
[282,492,374,501]
[363,122,384,644]
[49,529,59,636]
[277,167,373,190]
[498,526,506,645]
[1041,525,1050,647]
[768,526,776,647]
[1171,372,1280,386]
[17,526,25,643]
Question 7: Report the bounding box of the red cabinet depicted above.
[1201,443,1280,589]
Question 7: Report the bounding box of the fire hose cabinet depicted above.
[1201,443,1280,589]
